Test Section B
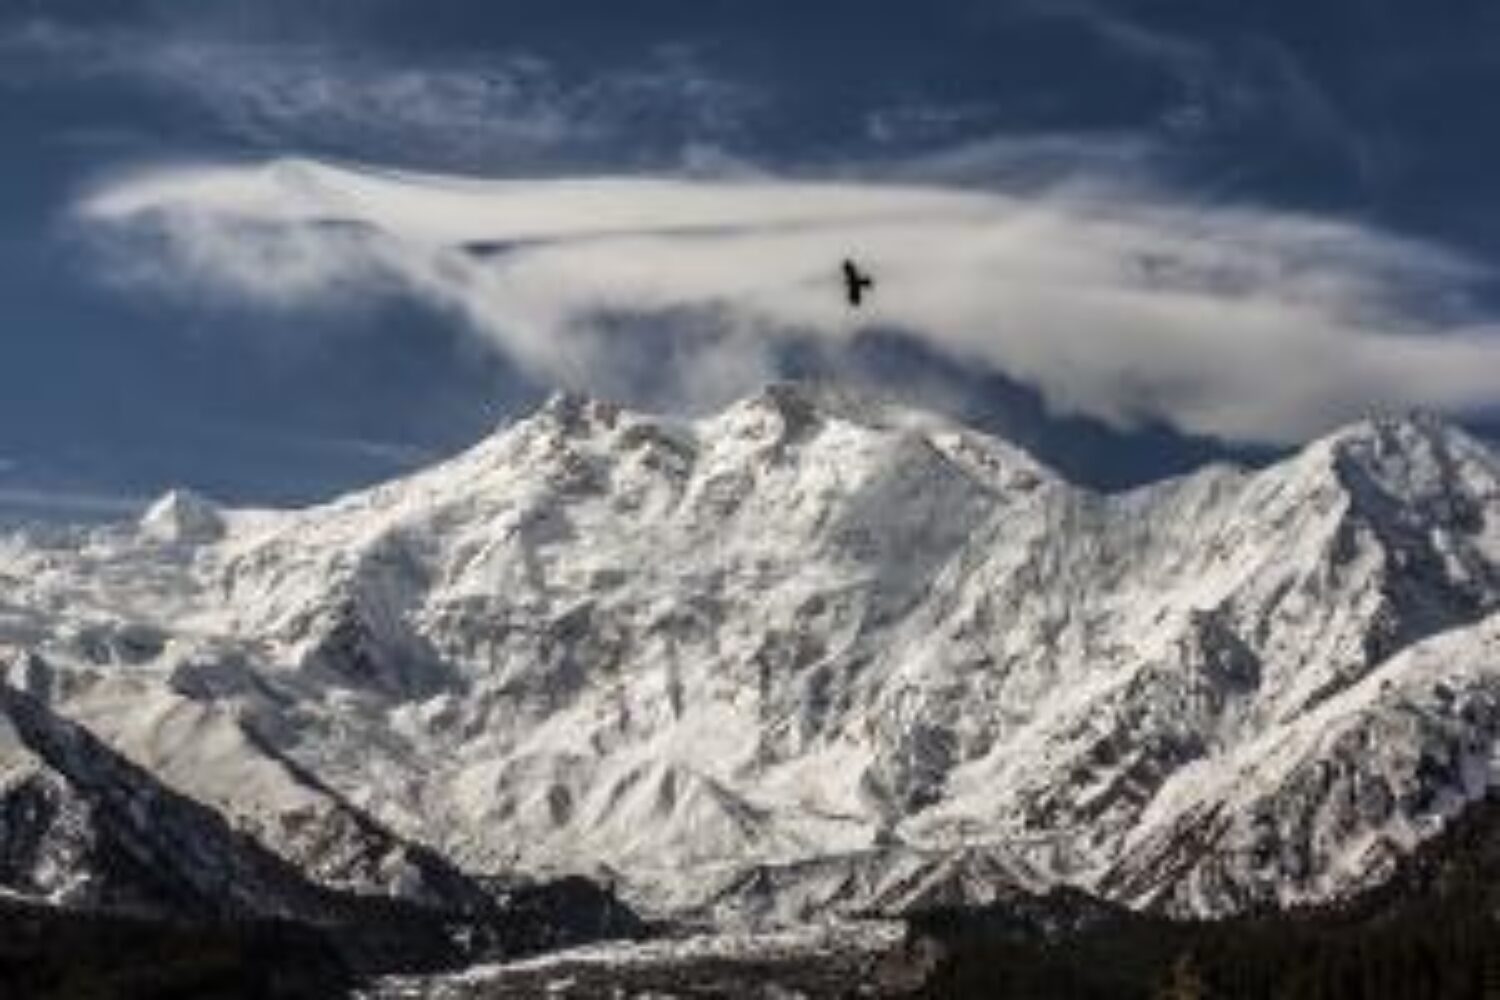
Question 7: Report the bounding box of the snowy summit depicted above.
[2,384,1499,926]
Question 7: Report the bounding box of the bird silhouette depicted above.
[842,258,874,308]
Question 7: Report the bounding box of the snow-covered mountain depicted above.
[2,383,1498,925]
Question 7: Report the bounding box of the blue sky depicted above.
[4,0,1500,515]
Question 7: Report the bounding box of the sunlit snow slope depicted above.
[3,383,1498,922]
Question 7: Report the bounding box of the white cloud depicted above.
[75,157,1500,444]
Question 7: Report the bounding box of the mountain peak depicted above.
[703,381,968,454]
[1294,410,1498,505]
[139,488,225,544]
[537,390,624,434]
[1319,410,1465,451]
[740,380,939,431]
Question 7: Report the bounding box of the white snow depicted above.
[139,489,226,545]
[2,387,1499,921]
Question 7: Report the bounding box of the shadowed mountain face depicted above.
[0,897,357,1000]
[332,793,1500,997]
[2,385,1498,941]
[909,791,1500,1000]
[0,683,646,976]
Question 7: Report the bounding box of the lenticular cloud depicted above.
[79,156,1500,443]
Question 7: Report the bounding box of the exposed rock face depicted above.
[1,385,1498,925]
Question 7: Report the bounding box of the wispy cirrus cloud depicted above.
[1018,0,1382,190]
[1,19,759,169]
[76,156,1500,443]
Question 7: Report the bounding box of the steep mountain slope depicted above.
[0,680,643,975]
[0,383,1497,925]
[911,790,1500,1000]
[0,682,332,919]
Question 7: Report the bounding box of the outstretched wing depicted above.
[842,259,872,305]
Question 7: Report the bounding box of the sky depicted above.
[4,0,1500,516]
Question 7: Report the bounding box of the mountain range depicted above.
[2,382,1498,958]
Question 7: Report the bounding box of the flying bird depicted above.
[842,258,874,308]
